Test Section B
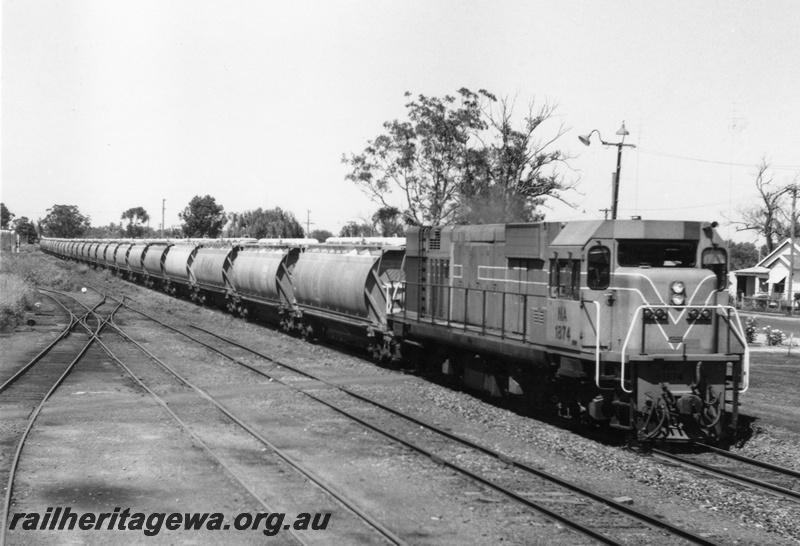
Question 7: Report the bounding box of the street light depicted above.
[578,121,636,220]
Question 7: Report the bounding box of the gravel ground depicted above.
[3,324,287,545]
[117,279,800,545]
[114,302,580,545]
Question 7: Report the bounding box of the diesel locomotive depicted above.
[40,218,749,443]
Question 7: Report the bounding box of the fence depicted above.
[736,294,799,312]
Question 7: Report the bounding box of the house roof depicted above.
[733,265,769,277]
[757,238,800,269]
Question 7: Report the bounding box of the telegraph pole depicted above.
[161,199,166,238]
[788,185,797,315]
[578,122,636,220]
[306,210,314,236]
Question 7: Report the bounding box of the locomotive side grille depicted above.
[532,308,545,324]
[428,229,441,250]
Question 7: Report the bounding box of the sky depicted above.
[2,1,800,244]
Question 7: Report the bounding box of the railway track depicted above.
[101,306,405,545]
[99,287,725,546]
[0,291,113,545]
[3,289,405,546]
[653,443,800,504]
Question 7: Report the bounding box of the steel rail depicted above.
[693,441,800,480]
[29,290,322,546]
[108,306,618,546]
[104,292,722,546]
[190,325,727,546]
[0,294,108,546]
[0,296,84,394]
[103,310,406,546]
[86,310,315,546]
[653,449,800,503]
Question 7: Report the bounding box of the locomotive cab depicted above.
[545,220,748,441]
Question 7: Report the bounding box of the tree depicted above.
[343,88,573,226]
[310,229,333,242]
[732,159,789,253]
[39,205,90,238]
[179,195,226,238]
[344,89,487,226]
[371,206,405,236]
[226,207,304,239]
[85,223,125,239]
[457,97,573,223]
[728,241,759,271]
[1,203,14,229]
[121,206,150,238]
[339,221,376,237]
[14,217,38,243]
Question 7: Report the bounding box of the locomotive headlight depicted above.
[700,308,712,320]
[688,309,699,320]
[670,281,686,305]
[655,308,667,320]
[643,308,654,319]
[671,293,686,306]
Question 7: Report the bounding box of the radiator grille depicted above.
[428,228,441,250]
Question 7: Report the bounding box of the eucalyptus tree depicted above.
[121,206,150,238]
[39,205,90,238]
[179,195,226,238]
[344,88,573,226]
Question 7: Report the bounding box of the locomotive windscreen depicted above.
[617,240,697,268]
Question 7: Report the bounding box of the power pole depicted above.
[578,122,636,220]
[788,185,797,315]
[306,209,314,236]
[161,199,166,238]
[599,208,611,220]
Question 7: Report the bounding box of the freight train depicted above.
[40,218,749,443]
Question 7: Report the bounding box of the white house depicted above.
[731,238,800,303]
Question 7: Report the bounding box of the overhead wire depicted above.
[635,148,800,171]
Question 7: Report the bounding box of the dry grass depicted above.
[1,231,17,252]
[0,245,112,330]
[0,272,38,330]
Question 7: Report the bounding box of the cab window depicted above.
[618,240,697,267]
[587,246,610,289]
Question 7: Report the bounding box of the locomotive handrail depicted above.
[620,304,750,395]
[398,280,537,342]
[588,300,603,390]
[385,281,404,315]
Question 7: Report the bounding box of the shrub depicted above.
[0,246,111,329]
[0,273,38,330]
[745,317,758,344]
[1,250,89,291]
[762,325,786,346]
